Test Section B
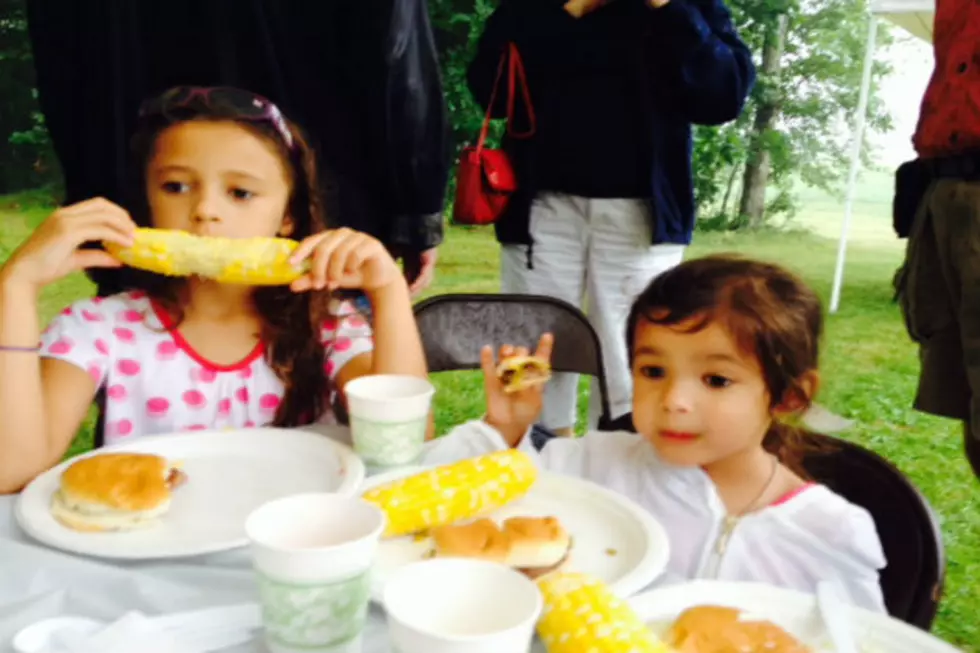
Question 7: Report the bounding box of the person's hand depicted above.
[0,197,135,293]
[482,333,554,447]
[401,247,438,297]
[564,0,608,18]
[288,228,403,295]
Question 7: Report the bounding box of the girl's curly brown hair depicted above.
[117,95,336,428]
[626,254,827,476]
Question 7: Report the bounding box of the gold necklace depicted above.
[715,454,779,555]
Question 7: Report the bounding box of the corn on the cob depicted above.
[361,450,537,538]
[537,573,670,653]
[104,228,308,286]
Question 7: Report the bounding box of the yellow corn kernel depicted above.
[104,228,308,286]
[361,450,537,538]
[537,573,670,653]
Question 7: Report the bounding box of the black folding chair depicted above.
[412,293,617,430]
[559,415,946,630]
[800,432,945,630]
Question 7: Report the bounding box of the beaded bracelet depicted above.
[0,344,40,353]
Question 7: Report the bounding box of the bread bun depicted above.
[51,453,186,533]
[496,356,552,394]
[430,516,571,578]
[430,518,512,562]
[667,605,810,653]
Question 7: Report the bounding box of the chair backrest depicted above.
[540,414,945,630]
[801,433,945,630]
[413,293,612,423]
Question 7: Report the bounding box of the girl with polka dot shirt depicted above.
[0,86,428,493]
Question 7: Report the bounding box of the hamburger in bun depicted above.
[497,355,552,394]
[50,453,187,533]
[667,605,810,653]
[430,516,571,579]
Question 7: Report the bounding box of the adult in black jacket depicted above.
[26,0,450,297]
[468,0,754,434]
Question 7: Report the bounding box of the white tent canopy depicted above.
[828,0,934,313]
[874,0,934,41]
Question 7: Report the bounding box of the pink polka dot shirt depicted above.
[39,291,374,445]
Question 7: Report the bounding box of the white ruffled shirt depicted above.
[422,421,888,613]
[39,291,374,444]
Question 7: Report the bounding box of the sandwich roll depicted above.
[430,516,571,579]
[496,355,552,394]
[501,516,572,575]
[430,518,512,563]
[50,453,187,533]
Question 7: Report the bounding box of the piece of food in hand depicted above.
[563,0,604,18]
[497,355,552,393]
[667,605,811,653]
[50,453,187,533]
[361,449,537,538]
[104,227,308,286]
[430,516,572,579]
[537,572,670,653]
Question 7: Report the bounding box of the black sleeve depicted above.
[643,0,756,125]
[382,0,451,251]
[332,0,449,252]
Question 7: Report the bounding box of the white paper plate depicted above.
[624,580,963,653]
[16,428,365,560]
[360,465,670,603]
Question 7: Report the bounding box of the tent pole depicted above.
[830,12,878,314]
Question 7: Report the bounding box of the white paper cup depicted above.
[245,493,386,653]
[383,558,543,653]
[344,374,435,467]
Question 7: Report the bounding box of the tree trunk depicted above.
[721,163,741,218]
[739,13,788,229]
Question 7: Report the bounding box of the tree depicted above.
[429,0,500,155]
[739,11,789,227]
[0,0,59,194]
[698,0,894,228]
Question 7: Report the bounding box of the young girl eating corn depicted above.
[0,86,427,493]
[423,254,887,612]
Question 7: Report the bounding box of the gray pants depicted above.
[500,193,685,430]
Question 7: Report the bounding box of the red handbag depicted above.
[452,43,536,226]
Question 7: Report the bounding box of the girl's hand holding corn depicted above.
[0,198,137,293]
[483,332,554,447]
[287,227,403,295]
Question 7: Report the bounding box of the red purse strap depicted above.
[475,43,537,153]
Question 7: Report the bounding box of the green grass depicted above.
[1,181,977,649]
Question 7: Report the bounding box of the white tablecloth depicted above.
[0,425,394,653]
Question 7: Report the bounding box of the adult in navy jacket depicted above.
[468,0,755,435]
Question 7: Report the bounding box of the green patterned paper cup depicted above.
[344,375,435,467]
[245,493,385,653]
